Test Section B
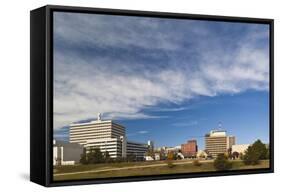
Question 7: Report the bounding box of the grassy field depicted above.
[53,159,269,181]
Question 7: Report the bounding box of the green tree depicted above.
[213,154,232,171]
[266,147,270,159]
[243,140,268,165]
[104,151,111,163]
[80,148,88,164]
[84,147,105,164]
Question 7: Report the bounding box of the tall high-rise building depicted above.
[181,140,198,157]
[69,115,125,145]
[205,130,235,157]
[69,113,147,159]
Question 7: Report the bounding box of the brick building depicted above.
[181,140,198,157]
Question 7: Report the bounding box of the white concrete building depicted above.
[154,153,160,161]
[84,137,126,158]
[232,144,250,154]
[69,113,148,160]
[53,140,83,166]
[69,114,125,145]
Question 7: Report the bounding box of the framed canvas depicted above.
[30,5,274,187]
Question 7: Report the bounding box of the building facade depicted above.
[70,118,125,145]
[231,144,250,154]
[205,130,235,158]
[84,137,127,158]
[69,114,148,160]
[53,140,83,166]
[127,140,148,160]
[181,140,198,157]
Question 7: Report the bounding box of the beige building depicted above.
[232,144,250,154]
[205,130,235,158]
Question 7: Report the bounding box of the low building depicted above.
[232,144,250,154]
[154,153,160,161]
[181,140,198,157]
[144,156,154,161]
[84,136,127,158]
[196,150,208,159]
[53,140,83,166]
[127,140,148,161]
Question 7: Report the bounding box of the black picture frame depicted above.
[30,5,274,187]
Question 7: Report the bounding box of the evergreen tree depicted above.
[213,153,232,171]
[243,139,268,165]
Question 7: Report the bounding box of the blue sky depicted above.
[53,12,270,149]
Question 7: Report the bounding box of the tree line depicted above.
[80,147,138,164]
[214,139,270,171]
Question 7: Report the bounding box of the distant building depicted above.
[127,140,148,160]
[144,156,154,161]
[166,146,181,153]
[53,140,83,166]
[196,150,208,159]
[84,136,127,158]
[68,114,148,160]
[181,140,198,157]
[147,140,154,151]
[154,153,161,161]
[232,144,250,155]
[205,130,235,158]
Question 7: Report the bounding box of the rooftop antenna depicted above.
[218,121,222,130]
[97,113,101,121]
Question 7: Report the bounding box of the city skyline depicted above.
[53,12,269,150]
[55,89,269,149]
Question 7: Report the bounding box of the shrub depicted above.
[213,154,232,171]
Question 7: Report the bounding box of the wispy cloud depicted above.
[148,107,189,112]
[172,121,198,127]
[138,130,149,134]
[127,130,149,136]
[53,12,269,129]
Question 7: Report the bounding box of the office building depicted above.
[127,140,148,160]
[84,136,127,158]
[181,140,198,157]
[69,113,148,159]
[205,130,235,158]
[69,113,125,145]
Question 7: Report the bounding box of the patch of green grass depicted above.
[53,160,269,181]
[54,159,193,174]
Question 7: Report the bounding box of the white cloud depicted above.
[53,13,269,129]
[138,130,148,134]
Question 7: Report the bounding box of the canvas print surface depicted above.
[52,11,270,181]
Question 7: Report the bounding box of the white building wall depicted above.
[232,144,250,154]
